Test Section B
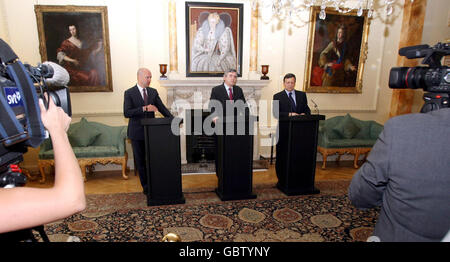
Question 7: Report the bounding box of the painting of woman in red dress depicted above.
[35,5,112,92]
[56,24,102,86]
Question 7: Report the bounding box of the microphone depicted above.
[41,61,70,86]
[311,99,319,115]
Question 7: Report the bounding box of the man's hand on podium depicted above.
[288,112,305,117]
[143,104,158,112]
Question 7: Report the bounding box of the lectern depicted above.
[275,114,325,196]
[215,115,257,201]
[142,117,185,206]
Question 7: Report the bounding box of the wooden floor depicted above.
[25,161,359,195]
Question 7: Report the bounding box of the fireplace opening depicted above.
[185,109,215,163]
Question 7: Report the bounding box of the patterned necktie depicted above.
[289,92,296,112]
[143,88,148,105]
[228,87,233,100]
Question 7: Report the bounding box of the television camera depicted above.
[389,42,449,113]
[0,38,71,188]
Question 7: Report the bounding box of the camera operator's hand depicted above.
[39,94,71,134]
[0,94,85,234]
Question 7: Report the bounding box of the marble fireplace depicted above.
[159,79,270,164]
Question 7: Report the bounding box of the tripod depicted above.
[0,225,49,242]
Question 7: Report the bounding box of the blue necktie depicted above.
[289,92,296,112]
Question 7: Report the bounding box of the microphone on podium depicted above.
[311,99,319,115]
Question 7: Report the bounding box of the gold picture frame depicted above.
[34,5,112,92]
[185,2,244,77]
[304,7,370,93]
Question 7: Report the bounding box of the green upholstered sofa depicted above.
[317,114,383,169]
[38,117,128,182]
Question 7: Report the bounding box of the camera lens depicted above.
[407,67,426,89]
[389,67,410,89]
[389,67,427,90]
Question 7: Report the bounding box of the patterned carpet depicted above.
[37,180,380,242]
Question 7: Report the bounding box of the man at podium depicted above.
[273,73,314,193]
[273,73,311,118]
[123,68,172,195]
[209,68,247,123]
[208,69,255,200]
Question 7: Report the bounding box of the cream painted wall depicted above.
[1,0,448,170]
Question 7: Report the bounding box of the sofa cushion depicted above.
[370,122,384,139]
[39,146,120,159]
[72,146,120,158]
[332,114,360,139]
[350,118,369,139]
[68,118,101,147]
[323,116,344,140]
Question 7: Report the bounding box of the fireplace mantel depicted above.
[159,79,270,87]
[160,79,271,111]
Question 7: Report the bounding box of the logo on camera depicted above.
[4,87,23,107]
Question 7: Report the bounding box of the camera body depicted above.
[389,42,450,113]
[0,38,71,188]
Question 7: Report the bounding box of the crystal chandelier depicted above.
[256,0,413,26]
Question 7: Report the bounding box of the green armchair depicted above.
[38,117,128,182]
[317,114,383,169]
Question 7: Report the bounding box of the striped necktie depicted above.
[289,92,296,112]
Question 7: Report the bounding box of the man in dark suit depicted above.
[209,69,247,123]
[273,73,311,186]
[208,69,248,178]
[123,68,172,194]
[272,73,311,119]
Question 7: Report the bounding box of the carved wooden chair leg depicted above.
[80,163,87,182]
[322,152,328,169]
[122,161,129,180]
[123,153,129,179]
[336,153,341,165]
[38,162,46,183]
[354,152,360,168]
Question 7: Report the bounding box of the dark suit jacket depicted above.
[272,90,310,119]
[123,85,172,140]
[209,84,247,117]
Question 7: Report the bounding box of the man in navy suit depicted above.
[272,73,311,186]
[123,68,172,194]
[272,73,311,119]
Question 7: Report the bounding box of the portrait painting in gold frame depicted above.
[304,7,370,93]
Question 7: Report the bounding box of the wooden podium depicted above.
[215,115,257,201]
[275,114,325,196]
[142,117,185,206]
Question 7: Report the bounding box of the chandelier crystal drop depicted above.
[257,0,413,26]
